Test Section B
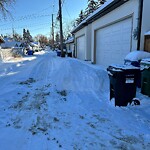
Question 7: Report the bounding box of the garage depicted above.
[95,17,132,67]
[76,35,85,60]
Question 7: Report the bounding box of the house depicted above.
[1,37,21,48]
[30,42,40,51]
[65,37,75,56]
[72,0,150,67]
[0,37,24,59]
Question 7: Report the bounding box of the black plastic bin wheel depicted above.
[67,52,72,57]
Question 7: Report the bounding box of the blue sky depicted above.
[0,0,88,37]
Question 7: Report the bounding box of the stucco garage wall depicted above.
[74,28,86,59]
[74,25,92,61]
[91,0,139,64]
[85,24,92,61]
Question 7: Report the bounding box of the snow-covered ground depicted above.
[0,50,150,150]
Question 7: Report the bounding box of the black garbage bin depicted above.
[67,50,72,57]
[124,60,141,88]
[107,65,140,106]
[67,52,72,57]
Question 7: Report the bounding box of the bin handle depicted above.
[108,71,113,76]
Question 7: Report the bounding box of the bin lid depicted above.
[124,51,150,62]
[109,64,139,71]
[140,58,150,70]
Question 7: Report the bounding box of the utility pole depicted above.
[52,13,54,50]
[59,0,65,57]
[12,25,15,38]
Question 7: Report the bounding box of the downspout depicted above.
[137,0,144,50]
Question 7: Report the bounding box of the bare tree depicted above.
[34,34,49,46]
[63,20,75,39]
[0,0,15,19]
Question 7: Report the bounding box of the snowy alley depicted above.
[0,50,150,150]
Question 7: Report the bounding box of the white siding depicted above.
[74,26,91,61]
[91,0,139,64]
[85,24,92,60]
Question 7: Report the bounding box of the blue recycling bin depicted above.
[27,50,34,55]
[57,50,61,57]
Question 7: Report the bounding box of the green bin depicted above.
[141,59,150,96]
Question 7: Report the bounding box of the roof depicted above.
[72,0,128,33]
[145,31,150,35]
[65,37,74,44]
[30,42,39,47]
[1,37,21,48]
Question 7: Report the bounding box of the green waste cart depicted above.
[141,58,150,96]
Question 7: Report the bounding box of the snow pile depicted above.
[109,64,139,71]
[65,37,74,44]
[125,50,150,62]
[51,58,109,93]
[141,58,150,64]
[0,51,150,149]
[145,31,150,35]
[140,58,150,70]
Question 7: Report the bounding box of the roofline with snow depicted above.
[72,0,128,34]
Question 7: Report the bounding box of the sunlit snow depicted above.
[0,49,150,150]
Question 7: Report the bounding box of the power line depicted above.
[62,0,65,7]
[63,3,71,19]
[0,22,50,31]
[0,14,51,27]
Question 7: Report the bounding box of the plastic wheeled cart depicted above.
[141,58,150,96]
[107,65,140,106]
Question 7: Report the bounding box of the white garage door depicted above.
[70,44,74,52]
[76,35,85,60]
[96,17,132,67]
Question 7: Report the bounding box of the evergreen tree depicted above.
[79,10,84,22]
[23,29,33,43]
[74,0,107,27]
[98,0,106,5]
[23,29,27,42]
[26,29,33,42]
[85,0,98,16]
[75,10,85,26]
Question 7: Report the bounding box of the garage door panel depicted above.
[77,36,85,60]
[96,17,132,67]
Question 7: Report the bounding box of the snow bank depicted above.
[125,50,150,61]
[140,58,150,70]
[141,58,150,64]
[145,31,150,35]
[51,58,109,93]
